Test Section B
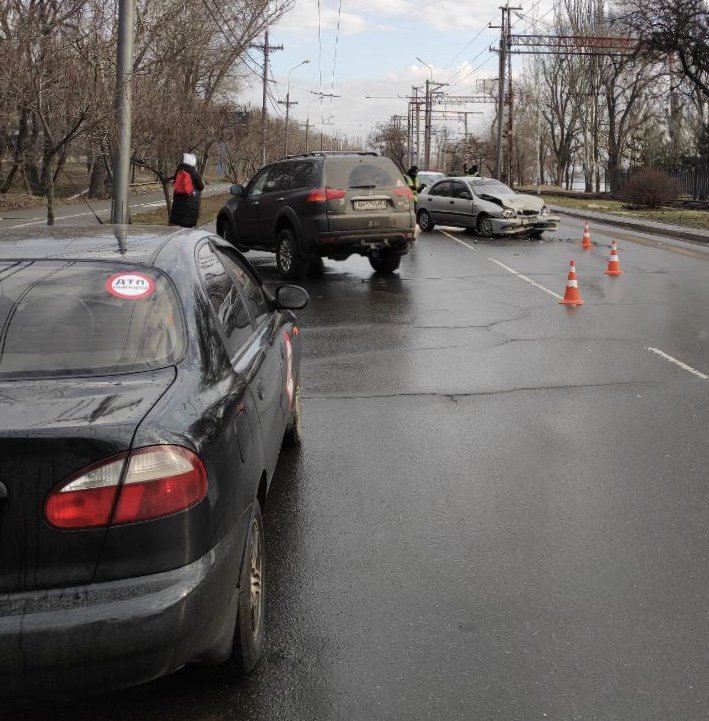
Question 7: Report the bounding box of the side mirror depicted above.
[459,191,472,200]
[230,184,244,196]
[275,284,309,310]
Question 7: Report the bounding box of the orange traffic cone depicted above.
[559,260,584,305]
[581,222,593,248]
[604,241,624,275]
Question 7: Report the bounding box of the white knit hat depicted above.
[182,152,197,167]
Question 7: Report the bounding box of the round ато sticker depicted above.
[106,272,155,300]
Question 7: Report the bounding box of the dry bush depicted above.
[620,168,681,208]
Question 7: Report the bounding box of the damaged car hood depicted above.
[479,192,545,212]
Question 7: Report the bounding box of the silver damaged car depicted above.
[416,176,560,238]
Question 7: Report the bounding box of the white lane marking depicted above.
[437,228,474,247]
[646,347,708,380]
[488,258,564,300]
[435,229,563,300]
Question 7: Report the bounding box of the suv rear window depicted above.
[325,158,403,189]
[0,261,184,378]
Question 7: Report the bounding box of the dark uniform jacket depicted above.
[169,163,205,228]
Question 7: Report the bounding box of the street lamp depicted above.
[416,57,434,170]
[284,59,309,156]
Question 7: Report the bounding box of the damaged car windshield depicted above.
[471,179,515,195]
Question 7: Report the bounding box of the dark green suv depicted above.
[216,152,416,279]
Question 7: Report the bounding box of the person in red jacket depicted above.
[169,153,205,228]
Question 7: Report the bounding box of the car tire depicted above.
[476,214,494,237]
[416,209,434,232]
[276,228,307,280]
[283,383,302,447]
[369,251,401,274]
[528,231,544,240]
[233,500,265,673]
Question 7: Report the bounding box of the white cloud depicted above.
[276,0,369,34]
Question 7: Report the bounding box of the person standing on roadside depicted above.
[405,165,421,208]
[169,152,205,228]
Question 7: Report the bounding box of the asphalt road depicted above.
[14,217,709,721]
[0,185,229,229]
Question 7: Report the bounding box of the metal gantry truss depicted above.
[491,5,640,182]
[407,94,497,167]
[403,6,640,177]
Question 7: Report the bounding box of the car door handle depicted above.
[276,197,285,202]
[449,200,454,204]
[256,380,266,400]
[251,201,260,207]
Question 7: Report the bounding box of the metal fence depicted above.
[606,167,709,199]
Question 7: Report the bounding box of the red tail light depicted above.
[393,187,414,199]
[306,188,347,202]
[45,446,207,529]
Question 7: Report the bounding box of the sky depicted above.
[240,0,556,146]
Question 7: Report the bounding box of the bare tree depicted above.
[368,117,408,172]
[615,0,709,98]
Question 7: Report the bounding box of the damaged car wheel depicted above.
[477,214,494,238]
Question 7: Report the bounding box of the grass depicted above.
[543,194,709,231]
[132,193,229,226]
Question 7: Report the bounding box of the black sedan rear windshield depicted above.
[0,261,184,378]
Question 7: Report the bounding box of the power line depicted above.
[443,25,489,71]
[317,0,323,125]
[329,0,343,121]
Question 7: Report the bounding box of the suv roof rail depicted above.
[282,151,379,159]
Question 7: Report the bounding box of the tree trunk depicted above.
[42,151,56,225]
[89,156,109,198]
[162,177,172,220]
[1,109,29,194]
[53,145,69,185]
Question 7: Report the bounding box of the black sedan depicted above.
[0,226,308,699]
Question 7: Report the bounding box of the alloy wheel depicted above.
[278,237,293,273]
[248,517,264,640]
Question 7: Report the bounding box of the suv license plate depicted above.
[354,200,387,210]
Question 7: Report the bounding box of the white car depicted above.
[416,176,560,238]
[416,170,445,190]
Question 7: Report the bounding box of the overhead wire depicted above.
[316,0,323,126]
[446,0,562,91]
[329,0,344,122]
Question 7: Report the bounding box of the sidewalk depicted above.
[548,203,709,245]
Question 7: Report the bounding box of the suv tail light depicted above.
[45,446,207,530]
[306,188,347,202]
[393,187,414,199]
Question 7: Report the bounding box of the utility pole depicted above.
[279,96,298,155]
[412,86,422,166]
[111,0,135,224]
[424,79,432,169]
[280,59,309,156]
[308,92,339,151]
[506,21,515,185]
[423,81,449,169]
[251,28,282,166]
[492,4,520,181]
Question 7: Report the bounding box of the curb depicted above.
[550,206,709,246]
